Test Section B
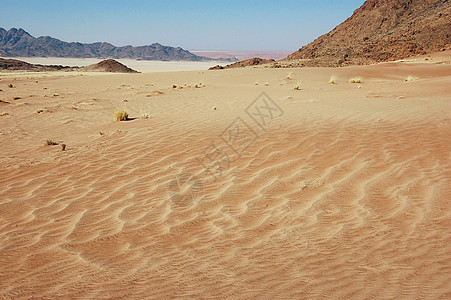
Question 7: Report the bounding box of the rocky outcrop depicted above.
[80,59,138,73]
[0,57,77,71]
[209,57,275,70]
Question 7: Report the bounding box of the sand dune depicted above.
[0,58,450,298]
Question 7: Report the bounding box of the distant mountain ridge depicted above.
[0,28,215,61]
[283,0,451,66]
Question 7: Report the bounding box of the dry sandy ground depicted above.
[0,58,450,298]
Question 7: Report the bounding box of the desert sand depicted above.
[8,57,228,73]
[0,55,450,298]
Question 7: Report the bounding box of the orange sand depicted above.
[0,57,450,298]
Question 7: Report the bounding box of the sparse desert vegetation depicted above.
[349,77,363,83]
[140,108,151,119]
[45,139,59,146]
[194,82,205,88]
[329,76,337,84]
[114,110,129,121]
[294,83,301,90]
[405,75,419,81]
[8,84,14,88]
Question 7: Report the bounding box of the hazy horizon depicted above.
[1,0,365,52]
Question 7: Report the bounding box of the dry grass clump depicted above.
[293,83,301,90]
[194,82,206,88]
[286,73,293,80]
[405,75,419,81]
[114,110,129,121]
[46,139,59,146]
[140,108,151,119]
[35,109,44,114]
[0,112,9,117]
[60,144,66,151]
[146,90,164,97]
[8,84,14,88]
[349,77,363,83]
[254,81,259,86]
[329,76,337,84]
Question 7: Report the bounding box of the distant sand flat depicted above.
[0,57,450,298]
[3,57,227,73]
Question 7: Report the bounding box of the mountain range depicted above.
[0,28,222,61]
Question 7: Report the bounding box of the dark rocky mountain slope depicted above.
[283,0,451,66]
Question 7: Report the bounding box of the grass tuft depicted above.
[404,75,419,81]
[114,110,129,121]
[140,108,151,119]
[46,139,59,146]
[329,76,337,84]
[349,77,363,83]
[293,83,301,90]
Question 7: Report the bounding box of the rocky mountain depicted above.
[283,0,451,66]
[209,57,275,70]
[81,59,138,73]
[0,57,138,73]
[0,28,210,61]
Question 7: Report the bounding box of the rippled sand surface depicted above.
[0,60,450,298]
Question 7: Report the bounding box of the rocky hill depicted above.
[81,59,138,73]
[0,28,210,61]
[283,0,451,66]
[0,57,76,72]
[209,57,275,70]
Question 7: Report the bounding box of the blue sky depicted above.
[1,0,365,51]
